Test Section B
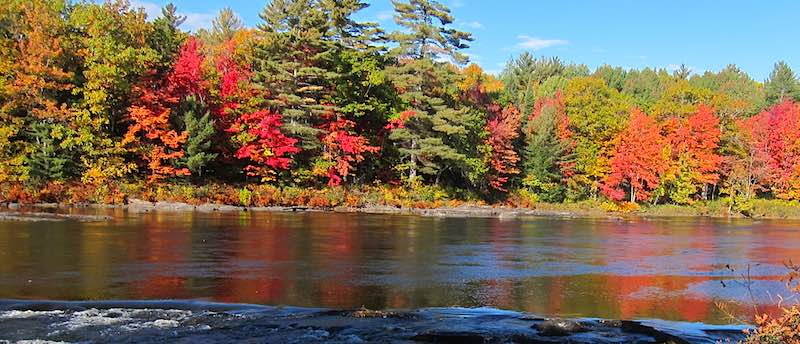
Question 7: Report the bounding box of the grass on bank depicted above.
[2,181,800,219]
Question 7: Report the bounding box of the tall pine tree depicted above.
[384,0,476,183]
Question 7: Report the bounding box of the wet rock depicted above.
[533,319,590,336]
[0,211,111,222]
[411,330,490,344]
[615,320,691,344]
[0,301,747,344]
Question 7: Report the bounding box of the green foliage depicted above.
[564,77,630,199]
[238,187,253,206]
[25,122,78,183]
[765,61,800,105]
[181,96,217,177]
[524,102,571,202]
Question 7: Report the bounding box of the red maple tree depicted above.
[319,111,380,186]
[742,100,800,199]
[230,110,300,182]
[485,104,522,191]
[602,109,666,202]
[667,105,723,186]
[168,37,207,99]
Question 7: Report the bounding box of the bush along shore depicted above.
[3,182,800,220]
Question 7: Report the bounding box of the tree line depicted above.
[2,0,800,208]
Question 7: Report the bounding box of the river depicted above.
[0,210,796,342]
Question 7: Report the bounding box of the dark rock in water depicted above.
[411,330,490,343]
[0,300,747,344]
[533,319,590,336]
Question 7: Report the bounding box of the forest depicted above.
[3,0,800,215]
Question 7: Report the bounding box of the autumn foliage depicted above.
[318,112,380,186]
[486,105,522,191]
[230,110,300,182]
[742,100,800,199]
[602,109,666,202]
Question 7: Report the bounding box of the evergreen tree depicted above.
[26,122,78,182]
[182,96,217,178]
[252,0,336,152]
[765,61,800,104]
[524,96,572,202]
[500,53,565,117]
[384,0,476,183]
[197,7,243,46]
[148,3,187,74]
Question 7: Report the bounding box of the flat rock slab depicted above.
[0,211,112,222]
[0,300,747,343]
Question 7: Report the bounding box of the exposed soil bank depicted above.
[0,300,746,343]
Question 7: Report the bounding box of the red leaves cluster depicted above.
[384,110,416,130]
[486,104,522,191]
[665,105,723,185]
[741,100,800,199]
[602,109,666,202]
[319,112,380,186]
[168,37,207,99]
[230,110,299,181]
[124,38,212,182]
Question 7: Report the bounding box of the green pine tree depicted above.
[523,103,573,202]
[252,0,337,152]
[385,0,478,184]
[764,61,800,104]
[148,3,187,74]
[182,96,217,178]
[26,122,77,183]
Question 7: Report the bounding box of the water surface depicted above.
[1,211,796,324]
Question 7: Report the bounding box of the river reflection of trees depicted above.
[1,213,798,324]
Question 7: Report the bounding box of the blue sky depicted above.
[130,0,800,80]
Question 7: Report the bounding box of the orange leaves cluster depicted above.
[602,109,666,202]
[486,104,522,191]
[123,38,212,182]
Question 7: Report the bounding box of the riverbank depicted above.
[5,198,800,222]
[0,300,747,343]
[3,182,800,220]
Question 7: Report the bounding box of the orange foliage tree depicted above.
[602,109,666,202]
[485,104,522,192]
[123,72,189,182]
[123,38,213,182]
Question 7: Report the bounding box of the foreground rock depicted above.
[0,300,746,343]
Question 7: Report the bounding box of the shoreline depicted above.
[2,198,792,222]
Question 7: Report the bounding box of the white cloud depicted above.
[463,20,482,29]
[183,12,215,31]
[515,35,569,51]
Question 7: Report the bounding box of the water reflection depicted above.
[0,212,797,324]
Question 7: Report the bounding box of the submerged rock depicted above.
[0,300,747,343]
[533,319,590,336]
